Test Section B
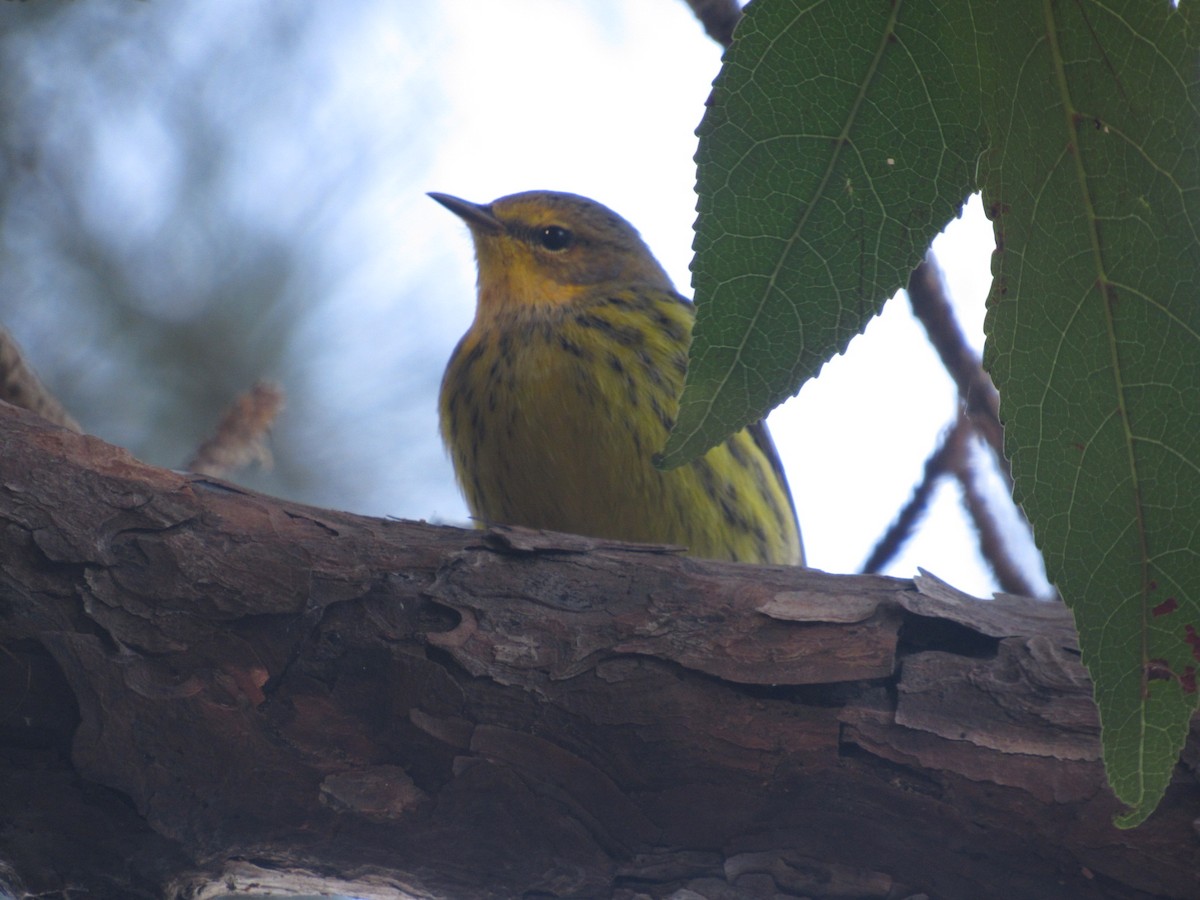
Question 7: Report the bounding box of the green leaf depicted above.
[677,0,1200,825]
[660,0,982,466]
[977,0,1200,826]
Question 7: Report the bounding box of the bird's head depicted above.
[430,190,674,314]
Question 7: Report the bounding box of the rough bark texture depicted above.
[0,401,1197,900]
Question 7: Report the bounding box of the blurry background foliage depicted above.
[0,1,446,515]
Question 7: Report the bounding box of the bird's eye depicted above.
[537,225,574,252]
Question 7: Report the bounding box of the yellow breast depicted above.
[439,285,802,565]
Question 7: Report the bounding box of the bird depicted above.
[433,189,802,565]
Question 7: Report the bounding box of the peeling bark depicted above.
[0,402,1197,899]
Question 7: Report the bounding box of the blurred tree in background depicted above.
[0,0,456,518]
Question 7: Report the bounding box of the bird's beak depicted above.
[428,192,503,234]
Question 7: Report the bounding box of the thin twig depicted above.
[906,255,1005,472]
[905,255,1044,596]
[0,328,82,433]
[187,381,285,478]
[862,417,972,574]
[954,436,1045,597]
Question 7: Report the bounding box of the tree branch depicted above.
[0,401,1196,899]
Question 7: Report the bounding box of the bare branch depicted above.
[0,328,82,433]
[862,415,971,574]
[186,380,285,477]
[3,401,1195,899]
[956,436,1048,597]
[904,255,1046,595]
[906,255,1004,465]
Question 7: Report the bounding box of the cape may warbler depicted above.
[433,190,803,565]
